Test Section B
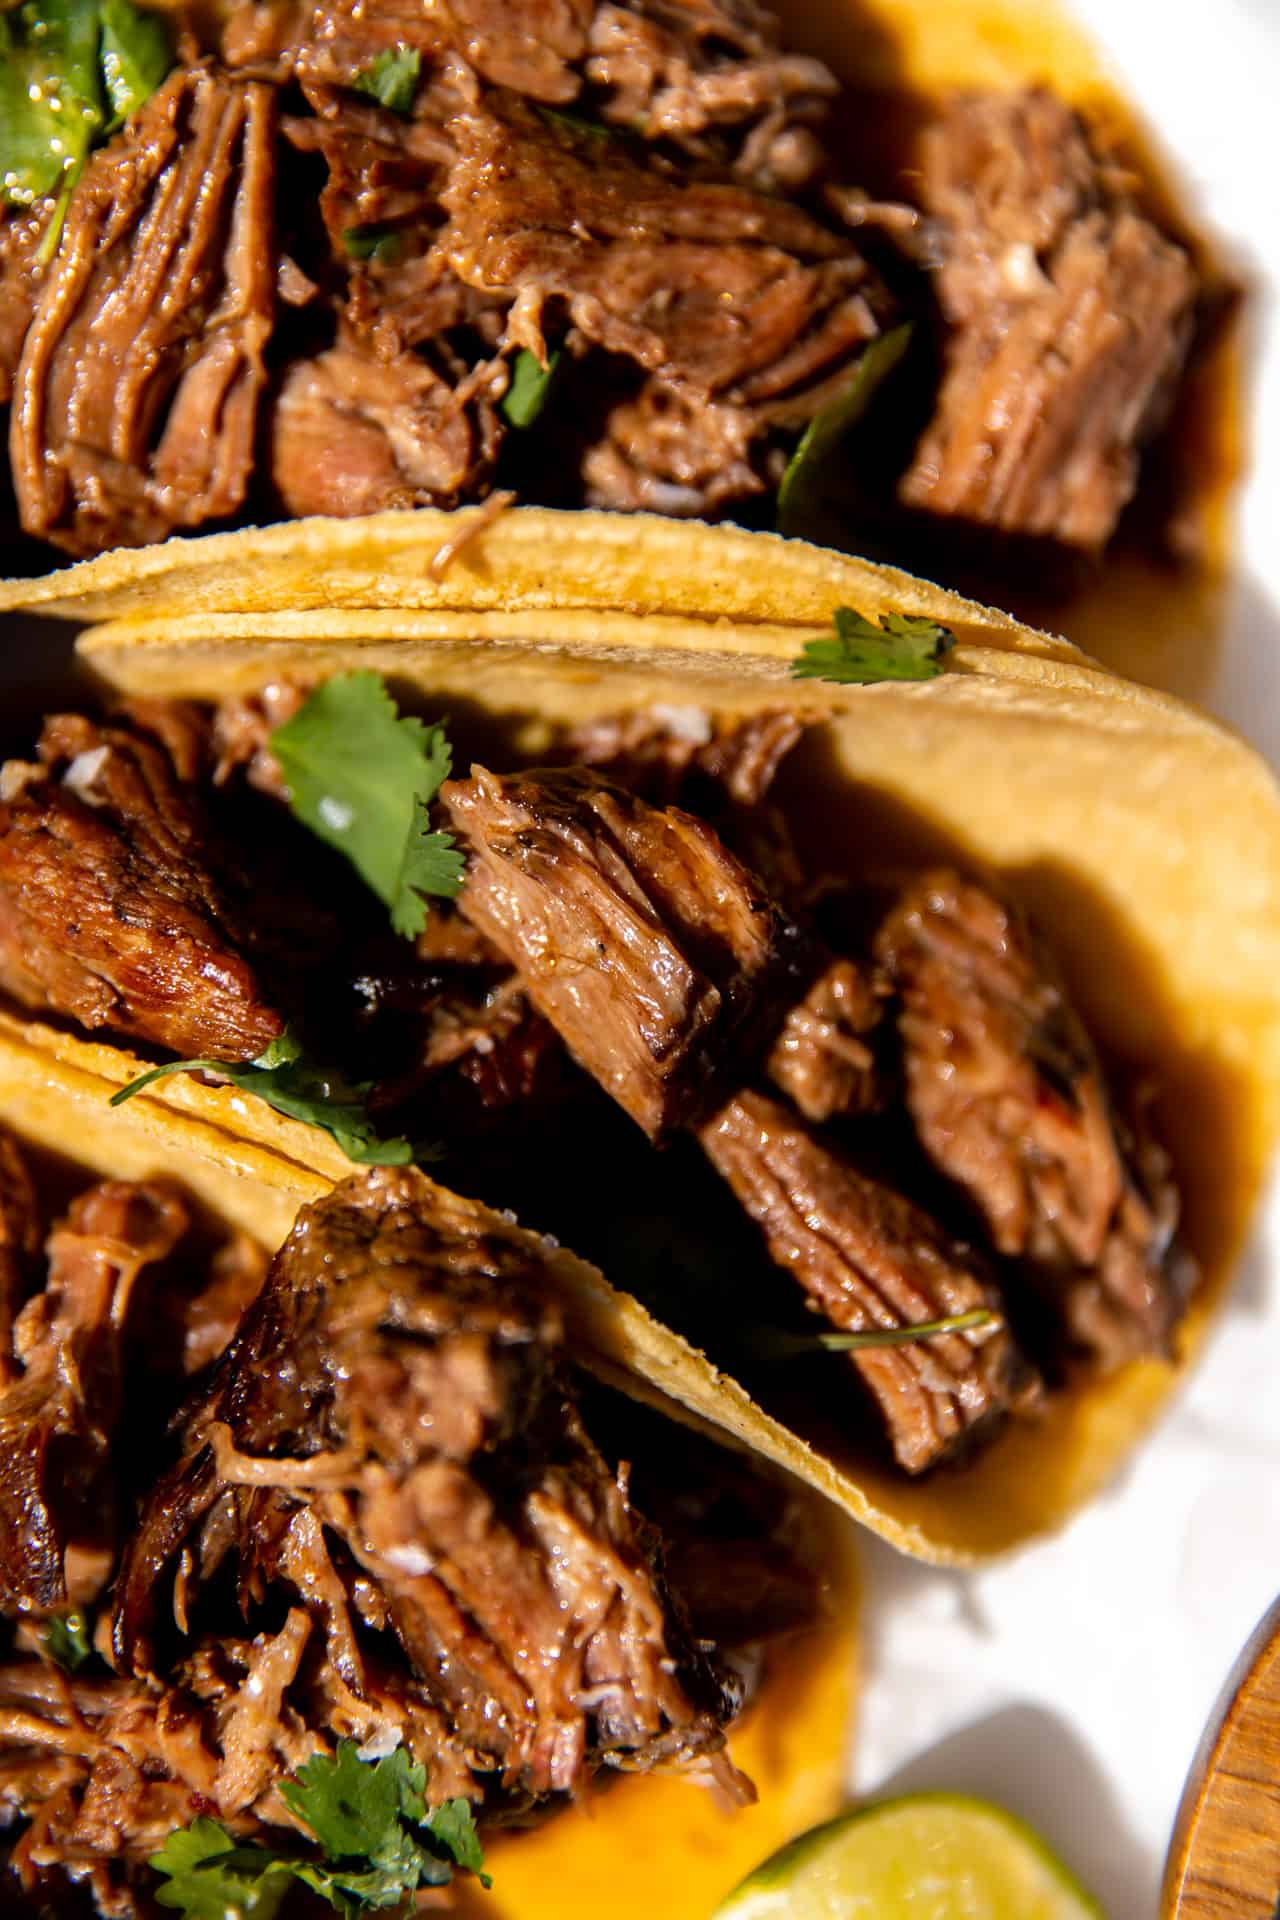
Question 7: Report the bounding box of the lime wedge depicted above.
[711,1794,1102,1920]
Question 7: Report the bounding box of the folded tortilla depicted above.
[0,1003,857,1919]
[5,509,1280,1566]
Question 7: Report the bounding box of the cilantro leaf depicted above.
[152,1749,490,1920]
[500,347,562,430]
[107,1030,418,1168]
[392,801,465,938]
[0,0,172,260]
[424,1799,491,1887]
[41,1607,93,1672]
[342,222,403,264]
[151,1822,293,1920]
[0,0,105,208]
[793,607,955,686]
[352,46,420,115]
[282,1743,428,1860]
[99,0,172,128]
[270,674,461,941]
[777,324,912,535]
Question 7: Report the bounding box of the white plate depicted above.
[851,6,1280,1913]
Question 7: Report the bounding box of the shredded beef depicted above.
[270,334,503,517]
[0,1132,40,1391]
[0,1181,187,1615]
[113,1167,741,1805]
[876,871,1192,1369]
[564,706,806,812]
[443,764,802,1138]
[0,717,284,1062]
[898,90,1198,551]
[0,207,50,409]
[210,681,307,798]
[765,955,884,1123]
[699,1091,1036,1473]
[10,68,275,556]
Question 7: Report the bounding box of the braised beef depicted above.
[876,871,1192,1369]
[565,707,806,812]
[0,208,49,409]
[0,1180,187,1615]
[765,955,884,1123]
[0,1133,40,1392]
[898,90,1198,552]
[114,1167,741,1804]
[210,682,307,798]
[270,334,503,518]
[0,717,284,1062]
[699,1091,1036,1473]
[443,764,803,1137]
[436,96,889,517]
[10,68,275,557]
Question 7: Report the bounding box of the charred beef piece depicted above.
[699,1091,1036,1473]
[876,871,1191,1369]
[442,765,803,1138]
[10,68,275,557]
[113,1168,741,1804]
[0,1132,40,1391]
[898,90,1198,552]
[0,716,285,1062]
[0,1180,187,1615]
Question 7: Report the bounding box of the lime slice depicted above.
[711,1793,1102,1920]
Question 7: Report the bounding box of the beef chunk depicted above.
[0,716,285,1062]
[699,1091,1035,1473]
[565,707,806,812]
[10,68,275,556]
[584,0,836,185]
[437,97,889,515]
[0,1132,40,1392]
[0,1180,187,1614]
[210,681,308,798]
[898,90,1198,551]
[113,1167,740,1804]
[270,335,503,518]
[443,765,801,1138]
[765,956,884,1123]
[876,871,1191,1369]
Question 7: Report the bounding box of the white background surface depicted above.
[850,4,1280,1912]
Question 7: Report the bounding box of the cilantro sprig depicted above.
[777,324,912,536]
[754,1308,997,1361]
[351,47,420,115]
[793,607,955,686]
[0,0,172,257]
[151,1745,489,1919]
[109,1030,420,1168]
[501,347,562,430]
[270,674,465,941]
[342,223,403,265]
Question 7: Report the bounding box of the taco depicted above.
[0,511,1276,1569]
[0,0,1226,622]
[0,1006,857,1920]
